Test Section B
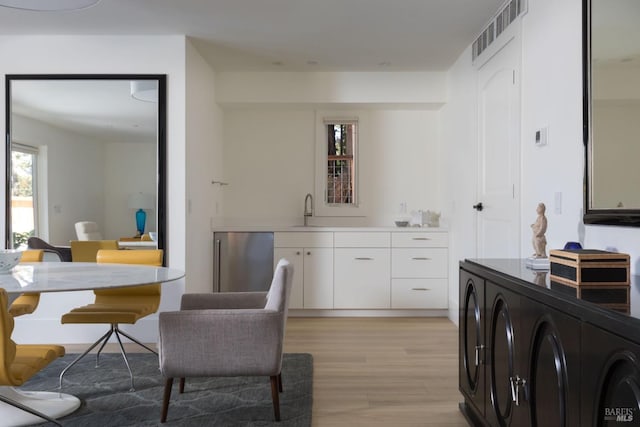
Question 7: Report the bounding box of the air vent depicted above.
[472,0,527,62]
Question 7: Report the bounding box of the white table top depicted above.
[0,262,184,295]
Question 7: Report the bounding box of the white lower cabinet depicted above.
[274,230,448,311]
[334,248,391,309]
[391,231,448,309]
[274,232,334,309]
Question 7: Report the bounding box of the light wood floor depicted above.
[283,317,467,426]
[67,317,467,426]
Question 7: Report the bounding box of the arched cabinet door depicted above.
[582,324,640,426]
[525,307,581,427]
[486,282,523,427]
[459,270,486,416]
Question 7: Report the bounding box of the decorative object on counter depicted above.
[425,210,441,227]
[549,249,630,287]
[531,202,547,258]
[526,202,549,270]
[563,241,583,250]
[128,192,155,237]
[394,202,411,228]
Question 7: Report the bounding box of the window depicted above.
[314,112,367,217]
[326,121,357,206]
[11,143,38,248]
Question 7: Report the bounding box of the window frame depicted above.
[10,142,39,247]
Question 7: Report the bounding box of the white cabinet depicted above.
[391,231,448,309]
[274,232,333,309]
[334,232,391,309]
[273,229,448,311]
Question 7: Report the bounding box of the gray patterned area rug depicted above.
[23,353,313,427]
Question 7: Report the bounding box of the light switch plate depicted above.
[535,127,548,146]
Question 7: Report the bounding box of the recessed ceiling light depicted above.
[0,0,101,11]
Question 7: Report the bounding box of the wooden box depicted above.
[549,249,630,286]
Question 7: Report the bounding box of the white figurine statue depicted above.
[531,202,547,258]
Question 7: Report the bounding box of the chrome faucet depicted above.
[304,193,313,226]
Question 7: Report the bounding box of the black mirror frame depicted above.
[4,74,167,260]
[583,0,640,226]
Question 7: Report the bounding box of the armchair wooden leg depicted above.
[179,377,185,393]
[161,378,173,423]
[278,373,283,393]
[270,375,281,421]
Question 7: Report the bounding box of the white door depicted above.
[274,248,304,309]
[303,248,334,309]
[476,37,521,258]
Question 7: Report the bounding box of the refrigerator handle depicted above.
[214,239,221,292]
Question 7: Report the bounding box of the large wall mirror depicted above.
[5,75,166,255]
[584,0,640,225]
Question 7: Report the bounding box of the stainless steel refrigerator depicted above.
[213,232,274,292]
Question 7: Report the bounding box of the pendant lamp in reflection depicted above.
[130,81,158,103]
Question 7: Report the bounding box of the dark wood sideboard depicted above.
[459,259,640,426]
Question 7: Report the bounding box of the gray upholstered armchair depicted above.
[158,259,294,423]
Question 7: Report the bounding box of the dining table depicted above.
[0,261,185,427]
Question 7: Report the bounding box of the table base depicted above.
[0,387,80,426]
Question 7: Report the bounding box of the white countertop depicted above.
[212,225,448,232]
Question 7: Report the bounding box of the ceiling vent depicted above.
[472,0,527,62]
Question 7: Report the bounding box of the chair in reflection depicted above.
[74,221,102,241]
[9,250,44,318]
[59,249,164,390]
[27,237,71,262]
[0,288,66,425]
[158,259,293,422]
[70,240,119,262]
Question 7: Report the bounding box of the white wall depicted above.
[12,114,105,245]
[1,35,188,344]
[221,107,441,227]
[103,141,157,239]
[520,0,585,255]
[216,72,447,106]
[185,40,224,293]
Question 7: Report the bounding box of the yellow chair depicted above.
[0,288,66,425]
[70,240,119,262]
[59,249,164,390]
[9,249,45,317]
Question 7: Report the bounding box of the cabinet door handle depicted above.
[412,237,430,241]
[412,257,431,260]
[306,251,311,256]
[355,257,373,260]
[474,345,485,366]
[296,251,301,255]
[411,287,431,291]
[510,375,527,406]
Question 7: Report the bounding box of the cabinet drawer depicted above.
[391,279,448,309]
[391,232,448,248]
[392,248,447,278]
[274,232,333,248]
[334,232,390,248]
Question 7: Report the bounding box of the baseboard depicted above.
[289,309,449,317]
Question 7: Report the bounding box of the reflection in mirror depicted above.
[5,75,166,255]
[585,0,640,225]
